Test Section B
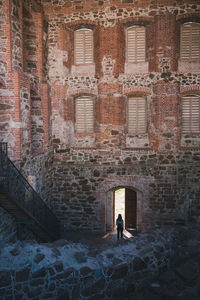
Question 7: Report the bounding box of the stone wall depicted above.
[0,226,183,300]
[0,0,50,160]
[40,0,200,232]
[20,151,53,207]
[51,149,200,232]
[0,206,38,243]
[0,207,18,243]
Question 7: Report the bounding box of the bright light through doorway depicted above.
[115,188,125,227]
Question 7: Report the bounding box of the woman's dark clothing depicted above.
[116,218,124,240]
[117,227,123,239]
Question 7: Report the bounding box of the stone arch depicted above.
[180,86,200,94]
[176,13,200,23]
[124,87,152,96]
[96,175,154,233]
[113,185,139,230]
[67,88,98,98]
[120,16,153,27]
[106,184,143,233]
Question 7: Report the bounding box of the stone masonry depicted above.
[0,225,200,299]
[0,0,200,234]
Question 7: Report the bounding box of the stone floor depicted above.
[65,228,136,251]
[123,225,200,300]
[65,225,200,300]
[1,224,199,299]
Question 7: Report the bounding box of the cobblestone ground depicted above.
[65,224,200,300]
[1,224,199,299]
[121,226,200,300]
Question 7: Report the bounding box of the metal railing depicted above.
[0,143,60,240]
[0,142,7,155]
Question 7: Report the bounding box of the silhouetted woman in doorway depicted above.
[116,214,124,240]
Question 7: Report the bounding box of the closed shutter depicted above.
[181,23,200,60]
[182,95,200,132]
[128,96,146,134]
[127,26,146,63]
[76,96,94,133]
[74,29,93,64]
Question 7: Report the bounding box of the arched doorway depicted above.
[114,187,137,231]
[100,175,154,233]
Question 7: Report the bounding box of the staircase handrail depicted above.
[0,143,59,240]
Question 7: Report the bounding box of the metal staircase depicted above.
[0,143,60,242]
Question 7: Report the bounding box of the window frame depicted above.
[126,25,146,63]
[74,28,94,65]
[127,95,147,135]
[180,22,200,61]
[75,95,94,133]
[181,94,200,133]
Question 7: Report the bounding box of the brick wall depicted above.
[44,0,200,232]
[0,0,50,160]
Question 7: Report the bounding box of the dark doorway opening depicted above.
[114,188,137,232]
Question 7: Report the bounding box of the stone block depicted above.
[34,253,45,263]
[175,261,199,284]
[53,261,64,273]
[32,267,46,278]
[74,252,87,264]
[16,267,30,282]
[79,266,92,275]
[132,257,147,272]
[30,279,44,287]
[111,263,128,280]
[28,287,42,298]
[72,285,80,300]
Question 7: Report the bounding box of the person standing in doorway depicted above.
[116,214,124,240]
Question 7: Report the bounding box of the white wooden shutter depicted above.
[74,29,93,64]
[76,96,94,133]
[128,96,146,134]
[84,30,93,64]
[127,26,146,63]
[182,95,200,132]
[181,23,200,60]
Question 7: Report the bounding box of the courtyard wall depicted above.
[0,0,200,233]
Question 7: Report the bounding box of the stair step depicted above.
[0,192,57,241]
[0,144,60,242]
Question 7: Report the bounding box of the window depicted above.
[181,95,200,132]
[128,96,147,134]
[126,26,146,63]
[75,96,94,133]
[74,28,93,65]
[180,22,200,60]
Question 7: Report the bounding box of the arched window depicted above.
[75,96,94,133]
[181,94,200,132]
[128,96,147,134]
[74,28,93,65]
[180,22,200,60]
[126,26,146,63]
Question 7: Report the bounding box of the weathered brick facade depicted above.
[0,0,200,233]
